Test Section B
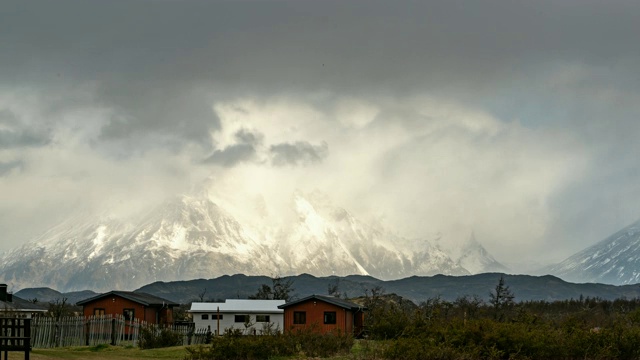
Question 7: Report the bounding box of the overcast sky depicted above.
[1,0,639,269]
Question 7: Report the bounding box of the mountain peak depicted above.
[0,192,504,292]
[548,218,640,285]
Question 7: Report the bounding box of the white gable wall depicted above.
[192,311,284,335]
[190,299,285,335]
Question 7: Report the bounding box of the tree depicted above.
[454,294,484,321]
[327,278,340,297]
[197,288,207,302]
[251,284,273,300]
[48,297,70,320]
[362,286,413,339]
[249,275,295,302]
[489,275,515,321]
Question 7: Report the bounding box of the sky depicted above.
[1,0,639,269]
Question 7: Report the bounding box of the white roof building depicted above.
[189,299,285,335]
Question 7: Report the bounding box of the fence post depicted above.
[85,319,90,346]
[25,318,31,360]
[110,318,115,346]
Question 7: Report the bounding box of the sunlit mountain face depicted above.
[0,191,505,292]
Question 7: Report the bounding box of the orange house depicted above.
[278,295,366,336]
[76,291,177,326]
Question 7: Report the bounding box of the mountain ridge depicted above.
[14,273,640,305]
[0,192,506,292]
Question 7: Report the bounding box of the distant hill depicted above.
[15,288,96,305]
[16,273,640,306]
[137,273,640,304]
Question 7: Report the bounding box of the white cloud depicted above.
[202,95,589,261]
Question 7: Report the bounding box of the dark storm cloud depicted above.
[0,109,50,149]
[1,0,640,264]
[0,161,22,176]
[203,129,263,167]
[3,0,639,150]
[96,85,219,152]
[270,141,328,167]
[4,0,639,95]
[203,144,257,167]
[234,129,262,145]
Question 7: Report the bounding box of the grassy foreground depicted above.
[6,341,380,360]
[7,345,190,360]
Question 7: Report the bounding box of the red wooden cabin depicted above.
[76,291,177,325]
[278,295,366,336]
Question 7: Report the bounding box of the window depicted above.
[94,308,105,316]
[201,314,209,320]
[324,311,337,324]
[212,314,223,320]
[256,315,270,322]
[235,315,249,323]
[293,311,306,324]
[123,308,135,321]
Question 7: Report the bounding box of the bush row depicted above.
[139,326,183,349]
[184,327,354,360]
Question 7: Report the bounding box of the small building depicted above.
[0,284,48,318]
[278,295,365,335]
[189,299,285,335]
[76,291,177,325]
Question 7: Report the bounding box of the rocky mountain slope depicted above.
[0,192,505,292]
[547,219,640,285]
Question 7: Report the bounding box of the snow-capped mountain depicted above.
[438,232,509,274]
[547,219,640,285]
[281,192,470,279]
[0,192,502,292]
[0,196,280,292]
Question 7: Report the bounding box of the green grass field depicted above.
[7,345,190,360]
[5,341,381,360]
[4,339,385,360]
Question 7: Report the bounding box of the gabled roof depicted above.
[189,299,285,313]
[0,295,48,313]
[76,291,178,307]
[278,295,366,312]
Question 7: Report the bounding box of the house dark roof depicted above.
[278,294,366,311]
[0,295,48,313]
[76,291,178,307]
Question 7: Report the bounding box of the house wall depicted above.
[192,312,284,335]
[283,300,353,334]
[81,296,171,325]
[82,296,146,320]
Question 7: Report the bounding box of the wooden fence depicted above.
[30,316,210,349]
[31,315,143,348]
[0,318,31,360]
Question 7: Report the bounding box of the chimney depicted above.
[0,284,7,302]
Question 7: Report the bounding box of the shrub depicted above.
[184,327,353,360]
[284,327,354,357]
[139,325,183,349]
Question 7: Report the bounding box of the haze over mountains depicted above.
[0,192,505,292]
[3,187,640,292]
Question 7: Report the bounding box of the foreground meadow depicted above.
[6,341,381,360]
[7,345,190,360]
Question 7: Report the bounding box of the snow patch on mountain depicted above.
[547,219,640,285]
[0,191,503,291]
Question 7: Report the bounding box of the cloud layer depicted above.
[1,0,639,268]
